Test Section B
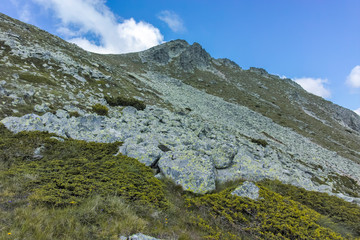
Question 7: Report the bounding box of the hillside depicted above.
[1,12,360,239]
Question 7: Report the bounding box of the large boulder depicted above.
[158,150,216,194]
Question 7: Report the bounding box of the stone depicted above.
[121,233,162,240]
[158,150,216,194]
[56,109,69,119]
[33,146,45,159]
[231,181,260,200]
[210,143,237,169]
[34,103,50,113]
[122,140,163,167]
[122,106,138,115]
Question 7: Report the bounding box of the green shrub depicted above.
[69,111,80,118]
[0,195,147,240]
[186,184,344,240]
[19,73,55,85]
[105,95,146,110]
[251,138,268,147]
[4,137,168,209]
[91,103,108,116]
[259,179,360,237]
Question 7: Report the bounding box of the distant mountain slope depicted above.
[0,12,359,202]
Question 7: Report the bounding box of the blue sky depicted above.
[1,0,360,113]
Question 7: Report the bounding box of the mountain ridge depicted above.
[2,12,360,239]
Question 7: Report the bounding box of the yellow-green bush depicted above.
[19,73,55,86]
[1,124,168,209]
[250,138,268,147]
[69,111,80,117]
[105,95,146,110]
[91,103,108,116]
[259,179,360,237]
[1,195,147,240]
[186,183,344,239]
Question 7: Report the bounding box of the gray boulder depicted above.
[34,103,50,113]
[158,150,216,194]
[210,143,237,169]
[231,181,260,200]
[120,233,162,240]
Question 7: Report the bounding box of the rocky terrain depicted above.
[1,12,360,239]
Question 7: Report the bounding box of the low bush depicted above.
[91,103,108,116]
[251,138,268,147]
[259,179,360,237]
[186,184,343,239]
[19,73,55,85]
[105,95,146,110]
[69,111,80,118]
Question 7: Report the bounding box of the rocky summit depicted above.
[1,12,360,239]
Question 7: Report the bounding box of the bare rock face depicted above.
[177,42,212,71]
[139,40,212,72]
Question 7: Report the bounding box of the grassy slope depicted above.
[1,123,360,240]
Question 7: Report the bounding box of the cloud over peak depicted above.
[346,65,360,88]
[33,0,164,54]
[158,10,186,33]
[294,77,331,98]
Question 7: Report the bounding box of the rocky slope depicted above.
[0,12,360,204]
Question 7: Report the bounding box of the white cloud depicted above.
[9,0,32,23]
[354,108,360,116]
[294,77,331,98]
[346,65,360,88]
[158,10,185,33]
[32,0,164,54]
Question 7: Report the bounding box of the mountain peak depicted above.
[139,39,212,71]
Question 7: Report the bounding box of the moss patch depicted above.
[19,73,56,86]
[105,95,146,110]
[91,103,108,116]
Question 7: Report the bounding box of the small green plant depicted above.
[105,95,146,110]
[69,111,80,118]
[91,104,108,116]
[251,138,268,147]
[19,73,55,85]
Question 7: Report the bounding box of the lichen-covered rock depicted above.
[120,233,162,240]
[158,150,216,194]
[34,103,50,113]
[119,135,163,167]
[209,143,237,169]
[231,181,260,200]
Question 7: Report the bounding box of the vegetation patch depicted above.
[0,124,168,209]
[260,179,360,238]
[105,95,146,110]
[250,138,268,147]
[186,183,344,240]
[91,103,108,116]
[69,111,80,118]
[19,73,56,86]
